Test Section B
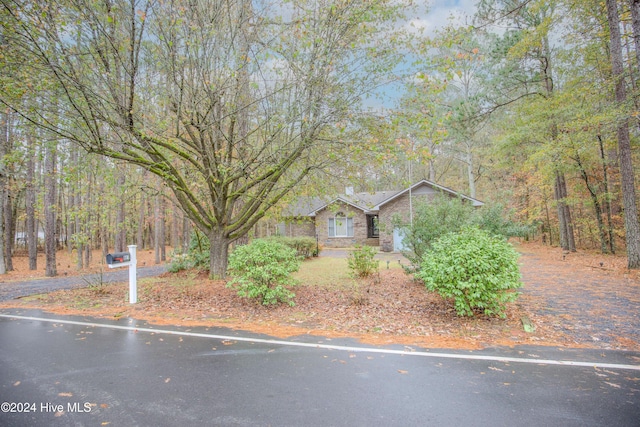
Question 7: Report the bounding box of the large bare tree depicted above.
[1,0,404,277]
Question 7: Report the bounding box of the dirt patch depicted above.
[2,243,639,351]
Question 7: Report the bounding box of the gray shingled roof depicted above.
[281,196,329,217]
[281,180,484,217]
[282,190,402,217]
[341,190,401,210]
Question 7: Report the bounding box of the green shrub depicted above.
[227,239,302,306]
[471,203,537,239]
[265,236,318,258]
[167,252,192,273]
[167,231,210,272]
[392,194,475,268]
[347,245,379,278]
[416,227,522,318]
[395,195,535,269]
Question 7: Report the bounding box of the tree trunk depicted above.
[630,0,640,79]
[115,172,126,252]
[75,163,83,270]
[428,158,436,182]
[554,171,576,252]
[26,130,37,270]
[154,193,161,264]
[544,191,553,246]
[137,193,145,249]
[598,135,616,254]
[67,148,77,255]
[0,109,8,274]
[44,139,58,277]
[84,170,94,268]
[1,108,13,271]
[183,215,191,253]
[160,196,166,261]
[607,0,640,268]
[466,150,476,199]
[3,188,13,271]
[209,227,230,279]
[172,205,180,249]
[576,154,609,253]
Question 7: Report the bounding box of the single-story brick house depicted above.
[273,180,484,252]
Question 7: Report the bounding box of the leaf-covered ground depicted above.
[2,243,639,351]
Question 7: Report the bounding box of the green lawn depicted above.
[293,257,352,290]
[293,252,406,289]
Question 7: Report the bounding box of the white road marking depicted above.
[2,313,639,371]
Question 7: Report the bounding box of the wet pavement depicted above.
[0,310,639,427]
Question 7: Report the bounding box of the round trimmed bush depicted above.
[227,239,302,306]
[416,227,522,318]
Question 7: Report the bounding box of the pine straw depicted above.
[2,242,639,351]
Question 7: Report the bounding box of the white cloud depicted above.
[410,0,478,37]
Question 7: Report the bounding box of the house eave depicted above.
[373,179,484,209]
[308,196,372,216]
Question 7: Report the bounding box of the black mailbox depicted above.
[106,252,131,265]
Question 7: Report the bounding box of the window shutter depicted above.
[347,217,354,237]
[328,218,335,237]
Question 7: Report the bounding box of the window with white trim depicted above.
[328,212,353,237]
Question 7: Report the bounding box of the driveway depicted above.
[0,265,166,302]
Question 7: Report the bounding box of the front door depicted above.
[367,215,379,238]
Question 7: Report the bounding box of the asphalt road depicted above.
[0,310,638,427]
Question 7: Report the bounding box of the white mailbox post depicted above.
[106,245,138,304]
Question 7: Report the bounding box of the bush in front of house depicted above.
[416,227,522,318]
[347,245,379,278]
[227,239,302,306]
[392,194,475,268]
[265,236,319,258]
[394,194,535,269]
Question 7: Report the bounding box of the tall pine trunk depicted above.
[2,109,13,271]
[607,0,640,268]
[115,172,126,252]
[0,109,7,274]
[554,171,576,252]
[44,139,58,277]
[3,188,13,271]
[630,0,640,81]
[26,129,37,270]
[598,135,616,254]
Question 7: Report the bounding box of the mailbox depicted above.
[106,252,131,265]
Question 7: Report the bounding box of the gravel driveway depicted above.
[0,265,166,302]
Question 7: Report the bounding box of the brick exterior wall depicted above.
[260,182,474,250]
[315,202,371,247]
[378,192,433,252]
[282,218,315,238]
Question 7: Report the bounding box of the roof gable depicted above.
[281,180,483,217]
[375,180,484,208]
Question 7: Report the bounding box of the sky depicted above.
[404,0,478,37]
[366,0,480,112]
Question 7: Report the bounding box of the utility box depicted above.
[106,252,131,265]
